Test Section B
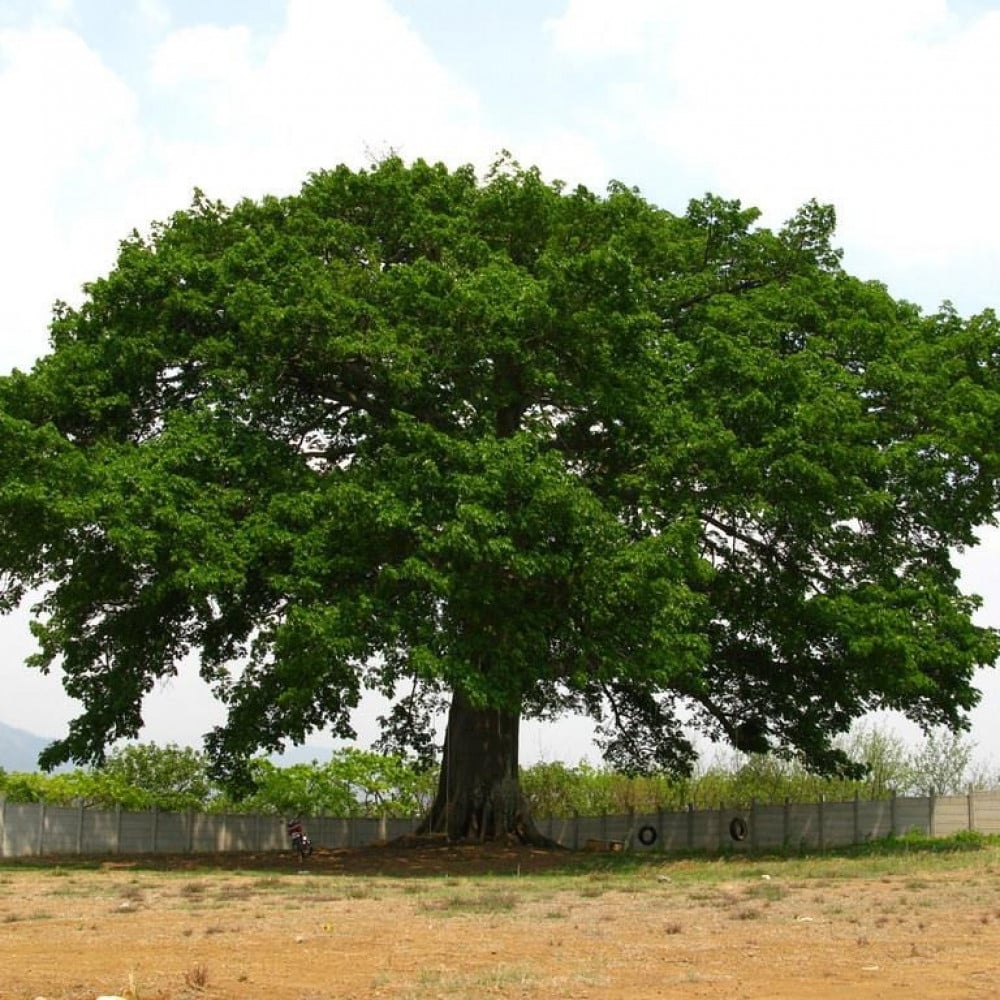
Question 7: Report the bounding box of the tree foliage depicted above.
[97,741,214,811]
[220,748,436,817]
[1,156,999,793]
[1,728,989,814]
[0,743,434,815]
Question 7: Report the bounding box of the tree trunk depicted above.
[417,689,550,844]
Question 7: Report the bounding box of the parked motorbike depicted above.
[286,817,314,861]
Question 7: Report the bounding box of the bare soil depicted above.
[2,840,999,999]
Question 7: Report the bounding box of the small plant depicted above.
[184,961,209,989]
[344,881,376,900]
[122,969,141,1000]
[216,883,253,901]
[746,882,786,902]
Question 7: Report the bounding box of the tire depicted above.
[729,817,748,842]
[637,825,658,846]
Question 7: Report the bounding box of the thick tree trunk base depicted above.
[416,690,559,847]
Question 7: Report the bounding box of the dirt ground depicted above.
[2,840,1000,999]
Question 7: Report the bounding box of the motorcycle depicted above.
[286,817,314,862]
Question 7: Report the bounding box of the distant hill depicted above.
[0,720,54,773]
[0,717,345,774]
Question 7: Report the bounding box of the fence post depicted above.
[150,807,159,854]
[114,805,122,855]
[968,788,976,833]
[76,802,85,855]
[0,797,6,858]
[686,804,694,851]
[928,788,936,838]
[718,802,725,852]
[783,797,790,849]
[750,799,757,851]
[890,791,898,837]
[818,796,825,852]
[36,803,46,856]
[572,810,579,850]
[186,809,194,853]
[853,791,860,846]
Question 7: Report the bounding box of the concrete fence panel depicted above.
[657,810,691,852]
[81,809,120,854]
[5,789,1000,860]
[895,796,932,837]
[753,803,786,850]
[786,802,820,850]
[41,806,80,855]
[153,810,192,853]
[934,795,970,837]
[2,802,42,856]
[856,799,893,841]
[971,791,1000,828]
[688,807,718,851]
[824,800,855,848]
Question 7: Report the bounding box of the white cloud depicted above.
[0,24,141,370]
[544,0,666,57]
[135,0,171,34]
[0,26,136,185]
[143,0,490,206]
[546,0,1000,307]
[150,24,253,88]
[0,1,499,374]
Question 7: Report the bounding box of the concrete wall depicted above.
[2,792,999,858]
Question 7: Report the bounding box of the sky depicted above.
[1,0,1000,766]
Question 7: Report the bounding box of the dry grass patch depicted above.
[419,889,519,915]
[184,960,210,989]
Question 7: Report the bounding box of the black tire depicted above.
[637,825,658,846]
[729,817,748,842]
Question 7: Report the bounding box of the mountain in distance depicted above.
[0,720,56,773]
[0,717,342,774]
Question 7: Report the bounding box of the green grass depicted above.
[1,830,995,887]
[552,831,1000,886]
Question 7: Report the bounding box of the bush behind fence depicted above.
[4,790,1000,858]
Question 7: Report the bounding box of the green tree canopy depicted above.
[96,741,214,812]
[1,156,998,837]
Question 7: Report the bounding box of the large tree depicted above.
[1,157,998,841]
